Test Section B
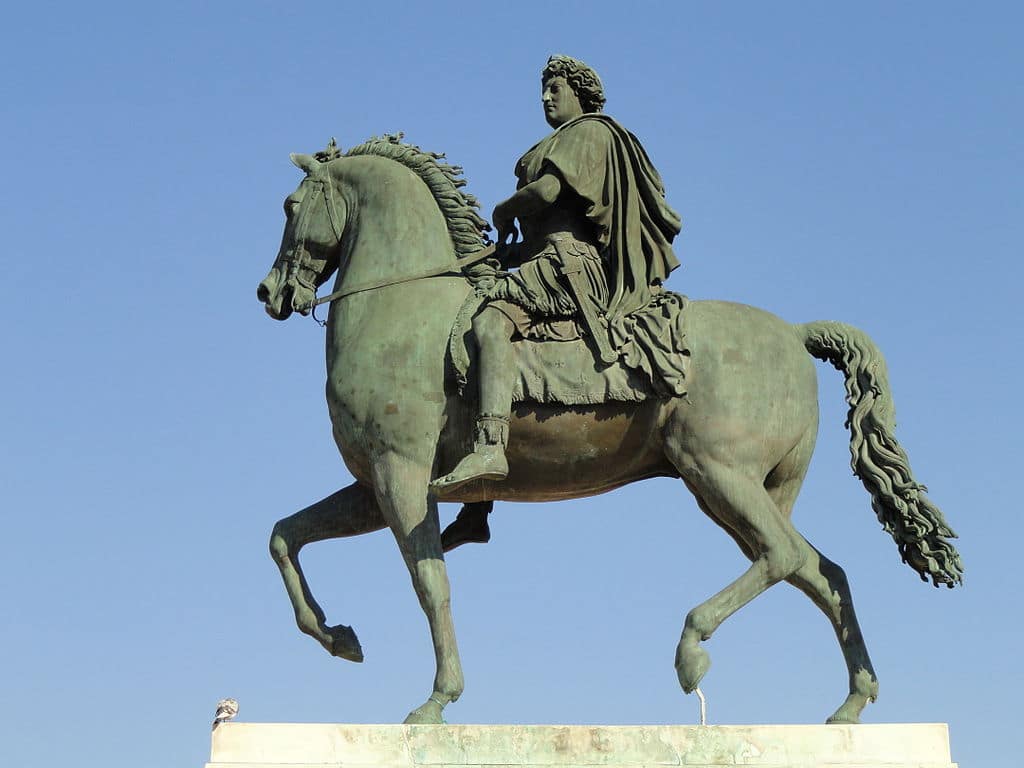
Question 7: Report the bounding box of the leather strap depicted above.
[306,242,497,309]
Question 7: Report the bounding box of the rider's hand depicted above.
[493,203,519,246]
[473,277,496,297]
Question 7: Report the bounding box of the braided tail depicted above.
[800,321,963,587]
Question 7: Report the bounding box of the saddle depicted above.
[448,291,691,406]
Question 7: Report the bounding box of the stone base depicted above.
[206,723,956,768]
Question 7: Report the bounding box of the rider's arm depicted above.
[493,172,562,244]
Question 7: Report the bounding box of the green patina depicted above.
[258,55,962,727]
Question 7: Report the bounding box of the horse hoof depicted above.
[329,624,364,662]
[404,699,444,724]
[675,642,711,693]
[827,670,877,723]
[826,693,869,725]
[826,712,860,725]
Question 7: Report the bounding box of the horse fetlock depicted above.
[852,667,879,701]
[430,689,457,707]
[435,671,464,703]
[294,609,327,640]
[683,609,714,641]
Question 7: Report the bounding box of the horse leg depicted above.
[765,431,879,723]
[672,459,807,694]
[786,542,879,722]
[269,482,386,661]
[372,451,463,724]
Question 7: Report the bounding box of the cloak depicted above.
[515,114,682,320]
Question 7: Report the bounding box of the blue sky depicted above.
[2,3,1020,766]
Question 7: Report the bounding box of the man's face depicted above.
[542,76,584,128]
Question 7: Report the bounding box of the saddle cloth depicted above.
[449,292,690,406]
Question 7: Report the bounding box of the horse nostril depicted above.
[257,281,271,302]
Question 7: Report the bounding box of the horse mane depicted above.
[340,133,492,259]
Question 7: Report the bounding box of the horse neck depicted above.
[325,155,470,374]
[333,156,456,292]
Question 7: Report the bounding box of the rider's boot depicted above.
[441,500,493,552]
[431,414,509,493]
[431,306,515,495]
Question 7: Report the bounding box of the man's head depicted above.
[541,55,606,114]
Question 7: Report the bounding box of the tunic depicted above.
[489,114,682,342]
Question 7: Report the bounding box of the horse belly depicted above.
[449,401,675,503]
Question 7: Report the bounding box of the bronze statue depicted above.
[257,55,962,727]
[432,55,682,496]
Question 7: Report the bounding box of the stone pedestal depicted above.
[206,722,956,768]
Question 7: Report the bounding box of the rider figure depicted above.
[435,55,682,545]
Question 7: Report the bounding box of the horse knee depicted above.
[411,561,452,612]
[414,588,451,615]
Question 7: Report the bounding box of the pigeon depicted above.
[213,698,239,727]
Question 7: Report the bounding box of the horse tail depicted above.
[799,320,964,588]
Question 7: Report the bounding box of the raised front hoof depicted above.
[328,624,364,662]
[403,699,445,724]
[675,643,711,694]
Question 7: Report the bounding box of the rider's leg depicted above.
[441,500,494,552]
[431,307,515,492]
[476,306,516,420]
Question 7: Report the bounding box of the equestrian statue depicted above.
[257,55,962,726]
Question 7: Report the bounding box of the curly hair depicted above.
[542,55,606,113]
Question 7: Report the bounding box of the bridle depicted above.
[294,167,346,246]
[278,169,345,298]
[278,165,497,323]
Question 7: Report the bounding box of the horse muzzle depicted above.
[259,266,319,320]
[258,268,295,320]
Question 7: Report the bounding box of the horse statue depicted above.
[257,134,962,725]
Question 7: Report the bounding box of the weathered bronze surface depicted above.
[257,56,962,726]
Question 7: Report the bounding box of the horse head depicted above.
[258,149,347,320]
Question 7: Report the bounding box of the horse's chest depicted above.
[327,372,446,463]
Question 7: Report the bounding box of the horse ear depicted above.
[290,153,318,174]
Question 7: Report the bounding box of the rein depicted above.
[284,165,496,324]
[306,242,496,310]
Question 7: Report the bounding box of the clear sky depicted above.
[2,3,1020,767]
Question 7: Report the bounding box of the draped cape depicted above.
[515,114,682,320]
